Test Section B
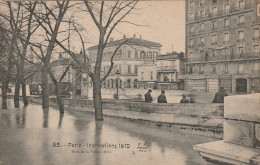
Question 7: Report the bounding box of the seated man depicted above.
[144,89,153,103]
[157,90,167,103]
[180,94,190,103]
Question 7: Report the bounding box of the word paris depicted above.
[53,142,130,149]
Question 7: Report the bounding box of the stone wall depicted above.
[30,96,224,138]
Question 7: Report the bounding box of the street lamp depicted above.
[115,69,120,100]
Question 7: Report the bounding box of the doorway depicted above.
[236,78,247,93]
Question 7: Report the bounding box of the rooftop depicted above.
[88,37,162,50]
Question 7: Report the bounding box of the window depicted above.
[190,0,194,9]
[134,65,138,74]
[238,31,244,41]
[224,33,230,42]
[224,47,229,54]
[200,51,204,58]
[135,50,138,59]
[127,65,131,73]
[148,51,153,59]
[141,72,144,80]
[189,38,194,46]
[190,13,194,20]
[212,35,217,44]
[212,7,217,16]
[224,4,230,13]
[237,63,244,73]
[238,46,244,54]
[223,63,229,73]
[238,15,245,25]
[212,21,217,30]
[238,0,245,9]
[128,50,131,58]
[200,23,205,31]
[224,18,230,28]
[252,62,259,72]
[254,45,259,53]
[190,52,194,60]
[253,28,260,39]
[119,65,122,73]
[190,25,194,33]
[199,65,204,74]
[200,37,204,46]
[212,50,216,56]
[150,71,153,80]
[140,51,145,58]
[200,0,205,6]
[200,10,205,18]
[211,64,216,73]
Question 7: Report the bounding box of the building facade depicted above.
[156,52,185,90]
[181,0,260,93]
[88,35,162,89]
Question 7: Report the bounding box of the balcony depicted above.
[237,22,245,26]
[186,52,260,63]
[199,43,205,47]
[223,25,230,29]
[187,3,254,23]
[157,66,177,72]
[188,45,195,48]
[237,39,244,42]
[253,36,260,40]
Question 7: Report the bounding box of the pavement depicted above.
[0,99,217,165]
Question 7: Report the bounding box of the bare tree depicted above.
[54,1,138,120]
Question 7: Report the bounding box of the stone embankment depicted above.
[30,96,224,138]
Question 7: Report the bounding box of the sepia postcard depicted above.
[0,0,260,165]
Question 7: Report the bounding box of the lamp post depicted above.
[115,69,120,100]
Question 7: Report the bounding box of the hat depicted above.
[161,90,165,93]
[182,94,187,98]
[148,89,152,92]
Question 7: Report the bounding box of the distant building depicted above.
[88,35,162,89]
[181,0,260,93]
[156,52,185,90]
[137,63,157,89]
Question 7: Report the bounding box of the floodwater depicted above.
[0,99,216,165]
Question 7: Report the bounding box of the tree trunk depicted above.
[41,65,49,109]
[93,78,103,120]
[1,82,8,109]
[56,83,64,114]
[14,78,20,108]
[21,80,28,106]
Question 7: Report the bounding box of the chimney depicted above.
[133,34,136,38]
[123,35,126,39]
[110,38,114,42]
[140,35,142,39]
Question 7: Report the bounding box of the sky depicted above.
[69,1,185,54]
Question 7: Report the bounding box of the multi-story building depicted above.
[182,0,260,93]
[88,35,162,89]
[137,63,157,89]
[156,52,185,90]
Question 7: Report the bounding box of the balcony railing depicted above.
[157,66,177,72]
[186,52,260,63]
[187,3,254,22]
[253,36,260,40]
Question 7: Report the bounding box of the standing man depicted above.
[145,89,153,103]
[157,90,167,103]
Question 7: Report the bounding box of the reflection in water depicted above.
[58,113,64,128]
[0,101,216,165]
[43,108,49,128]
[94,121,103,165]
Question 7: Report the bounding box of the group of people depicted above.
[144,87,228,104]
[144,89,190,104]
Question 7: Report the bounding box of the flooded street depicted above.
[0,100,216,165]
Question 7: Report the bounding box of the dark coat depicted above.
[180,98,190,103]
[212,91,228,103]
[157,94,167,103]
[145,92,153,103]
